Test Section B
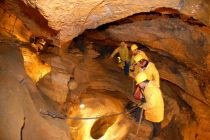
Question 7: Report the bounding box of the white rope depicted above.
[39,103,142,120]
[136,108,143,136]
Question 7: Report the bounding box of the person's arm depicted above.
[110,47,120,58]
[130,56,134,66]
[142,88,156,110]
[152,64,160,87]
[129,72,136,78]
[130,66,140,78]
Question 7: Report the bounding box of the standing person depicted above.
[130,44,149,68]
[130,53,160,87]
[110,42,130,75]
[129,44,149,77]
[135,72,164,137]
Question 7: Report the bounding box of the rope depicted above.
[40,104,141,120]
[136,108,143,136]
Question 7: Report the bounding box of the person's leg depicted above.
[134,107,144,122]
[152,122,161,137]
[124,61,130,75]
[126,102,139,121]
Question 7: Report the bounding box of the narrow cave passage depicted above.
[0,1,210,140]
[63,31,198,140]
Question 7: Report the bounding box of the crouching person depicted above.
[135,72,164,137]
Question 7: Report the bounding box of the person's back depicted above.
[144,62,160,87]
[131,60,160,87]
[119,45,129,62]
[135,72,164,137]
[143,81,164,122]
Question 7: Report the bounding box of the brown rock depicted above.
[2,0,210,44]
[0,36,71,140]
[38,56,71,104]
[83,15,210,139]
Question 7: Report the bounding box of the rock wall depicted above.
[0,8,32,41]
[1,0,210,45]
[84,14,210,140]
[0,35,71,140]
[0,0,210,139]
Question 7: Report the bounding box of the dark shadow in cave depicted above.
[69,34,87,53]
[91,7,206,34]
[161,116,183,140]
[17,0,59,36]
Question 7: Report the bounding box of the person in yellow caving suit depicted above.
[110,42,130,75]
[130,53,160,87]
[135,72,164,137]
[130,44,149,69]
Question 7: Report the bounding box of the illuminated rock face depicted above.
[0,36,70,140]
[2,0,210,45]
[20,47,51,82]
[38,56,72,103]
[66,92,130,140]
[0,0,210,139]
[0,8,32,41]
[84,14,210,140]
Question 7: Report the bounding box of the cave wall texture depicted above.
[0,0,210,140]
[0,8,32,41]
[1,0,210,45]
[0,36,71,140]
[84,13,210,139]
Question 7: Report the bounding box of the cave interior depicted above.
[0,1,210,140]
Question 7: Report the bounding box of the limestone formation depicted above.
[0,0,210,140]
[0,36,70,140]
[1,0,210,45]
[84,14,210,140]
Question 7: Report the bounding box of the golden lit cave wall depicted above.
[20,47,51,82]
[66,93,130,140]
[0,8,50,82]
[0,8,32,42]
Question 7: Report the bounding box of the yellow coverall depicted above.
[110,46,129,62]
[132,62,160,87]
[142,81,164,122]
[130,51,149,70]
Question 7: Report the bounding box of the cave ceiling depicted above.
[2,0,210,45]
[1,1,210,140]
